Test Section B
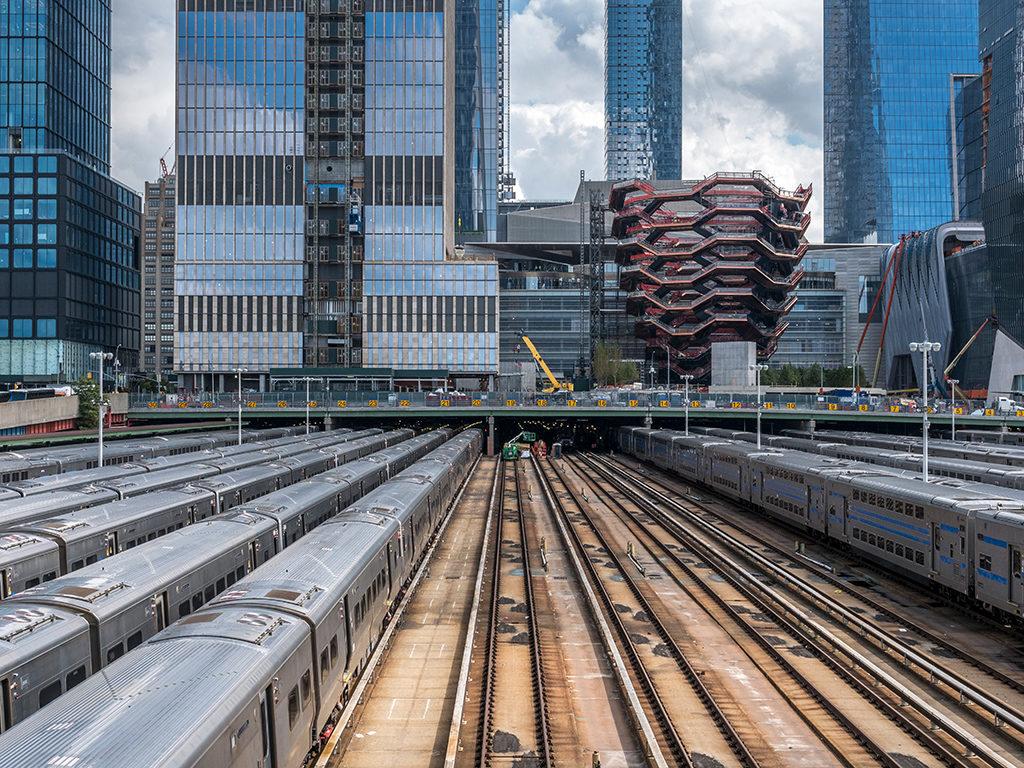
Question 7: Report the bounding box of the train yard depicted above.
[4,423,1024,767]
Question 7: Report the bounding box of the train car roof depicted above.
[0,607,307,767]
[0,603,91,672]
[0,486,120,529]
[4,464,146,496]
[191,462,291,493]
[210,516,398,625]
[7,516,277,621]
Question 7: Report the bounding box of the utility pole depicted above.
[909,341,941,481]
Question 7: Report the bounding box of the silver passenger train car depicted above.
[0,429,482,768]
[620,427,1024,621]
[783,428,1024,468]
[0,428,444,733]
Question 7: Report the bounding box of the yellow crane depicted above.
[521,335,574,393]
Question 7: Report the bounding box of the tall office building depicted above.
[605,0,682,181]
[824,0,979,244]
[978,0,1024,347]
[142,173,176,383]
[0,0,142,383]
[175,0,499,390]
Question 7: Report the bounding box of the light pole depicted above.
[853,351,859,399]
[304,377,311,435]
[948,378,960,442]
[664,342,671,391]
[233,368,248,445]
[89,352,113,466]
[751,363,768,449]
[909,341,941,482]
[682,374,694,436]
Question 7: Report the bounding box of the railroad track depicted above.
[474,459,553,767]
[604,452,1024,696]
[580,452,1024,768]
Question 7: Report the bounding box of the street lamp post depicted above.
[682,375,694,436]
[948,378,960,442]
[909,341,941,481]
[304,377,311,435]
[853,352,859,399]
[89,352,113,466]
[233,368,248,446]
[751,363,768,449]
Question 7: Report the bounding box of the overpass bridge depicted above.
[130,392,1024,449]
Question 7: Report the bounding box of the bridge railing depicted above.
[128,391,1004,417]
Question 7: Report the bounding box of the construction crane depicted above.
[521,335,574,394]
[944,315,996,380]
[159,143,175,178]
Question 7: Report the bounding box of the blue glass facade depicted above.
[362,2,499,374]
[174,2,305,387]
[824,0,980,244]
[605,0,681,181]
[0,0,111,172]
[455,0,498,241]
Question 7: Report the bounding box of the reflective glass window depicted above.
[12,319,32,338]
[12,249,32,268]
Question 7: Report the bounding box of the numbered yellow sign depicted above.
[247,401,257,408]
[628,399,639,408]
[567,400,577,408]
[597,399,608,408]
[147,401,157,408]
[307,401,318,408]
[985,408,995,416]
[786,402,796,409]
[277,400,288,408]
[691,400,701,408]
[367,400,378,408]
[536,399,548,407]
[889,405,900,413]
[337,400,348,408]
[1017,410,1024,418]
[954,407,964,415]
[859,404,869,412]
[440,399,451,407]
[472,399,482,407]
[659,400,669,408]
[764,401,774,409]
[202,401,214,409]
[506,399,516,407]
[731,402,742,409]
[827,403,838,411]
[399,399,411,408]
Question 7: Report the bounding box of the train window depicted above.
[980,554,993,571]
[301,671,312,706]
[71,560,84,571]
[192,594,203,611]
[236,566,245,580]
[915,552,925,565]
[126,631,143,651]
[179,601,191,618]
[288,686,300,728]
[106,643,124,664]
[868,534,876,546]
[216,578,225,593]
[960,537,966,554]
[158,528,166,537]
[1013,549,1023,575]
[126,541,137,550]
[916,506,924,519]
[330,636,339,666]
[66,666,86,691]
[885,541,894,553]
[85,556,97,566]
[226,571,236,587]
[38,680,62,709]
[147,533,157,542]
[895,544,904,558]
[43,571,57,582]
[320,649,330,683]
[25,578,40,589]
[204,585,215,602]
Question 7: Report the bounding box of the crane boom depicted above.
[521,335,572,393]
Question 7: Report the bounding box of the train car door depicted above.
[258,686,277,768]
[105,532,119,557]
[1011,546,1023,607]
[1,569,9,599]
[0,677,11,733]
[248,541,259,571]
[152,592,169,632]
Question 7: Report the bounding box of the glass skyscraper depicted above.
[175,0,499,388]
[0,0,141,383]
[824,0,980,244]
[362,0,499,376]
[174,1,307,390]
[605,0,682,181]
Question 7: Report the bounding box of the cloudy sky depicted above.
[111,0,825,240]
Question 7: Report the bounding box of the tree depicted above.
[74,375,100,430]
[593,342,639,386]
